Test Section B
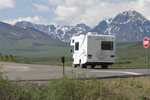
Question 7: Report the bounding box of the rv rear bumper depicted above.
[86,62,114,65]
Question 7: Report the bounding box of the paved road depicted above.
[1,62,150,81]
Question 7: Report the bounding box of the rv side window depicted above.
[72,39,74,43]
[75,42,79,50]
[101,41,113,50]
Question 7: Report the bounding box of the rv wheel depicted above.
[91,65,95,68]
[72,64,77,68]
[101,65,108,69]
[80,64,87,68]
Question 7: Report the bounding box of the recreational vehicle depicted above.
[70,32,116,69]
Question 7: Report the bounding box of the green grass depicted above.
[0,38,72,57]
[114,41,150,68]
[1,71,150,100]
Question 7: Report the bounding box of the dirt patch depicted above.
[0,64,28,73]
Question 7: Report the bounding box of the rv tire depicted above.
[91,65,96,68]
[72,64,77,68]
[101,65,108,69]
[80,64,87,68]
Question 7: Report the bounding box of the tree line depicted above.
[0,53,19,63]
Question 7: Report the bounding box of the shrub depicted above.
[1,72,150,100]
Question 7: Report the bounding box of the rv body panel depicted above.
[70,32,116,68]
[87,35,115,63]
[71,35,88,65]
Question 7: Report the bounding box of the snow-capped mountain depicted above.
[15,22,91,42]
[15,11,150,42]
[93,11,150,42]
[0,21,52,41]
[90,20,108,34]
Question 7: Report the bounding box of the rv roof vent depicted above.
[87,32,98,35]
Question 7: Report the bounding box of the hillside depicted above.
[115,41,149,66]
[0,21,70,57]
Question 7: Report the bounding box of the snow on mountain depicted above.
[15,22,91,42]
[0,21,56,43]
[15,11,150,42]
[93,11,150,42]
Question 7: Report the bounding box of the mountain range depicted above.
[15,22,91,42]
[0,10,150,56]
[97,11,150,42]
[0,21,53,41]
[0,10,149,44]
[14,10,150,42]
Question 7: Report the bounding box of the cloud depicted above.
[53,0,127,26]
[133,0,150,19]
[47,0,65,5]
[0,0,15,9]
[3,0,150,27]
[3,16,49,25]
[148,15,150,20]
[47,0,150,27]
[55,6,80,17]
[33,4,50,12]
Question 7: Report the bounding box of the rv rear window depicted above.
[101,41,113,50]
[75,42,79,50]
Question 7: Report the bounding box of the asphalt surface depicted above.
[1,62,150,81]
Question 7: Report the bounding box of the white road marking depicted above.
[90,71,142,75]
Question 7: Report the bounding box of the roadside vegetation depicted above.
[18,56,72,66]
[1,71,150,100]
[0,53,19,63]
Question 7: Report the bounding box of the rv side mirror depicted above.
[70,49,73,53]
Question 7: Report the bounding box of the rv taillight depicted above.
[110,55,114,57]
[88,54,92,59]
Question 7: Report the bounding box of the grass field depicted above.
[1,72,150,100]
[15,41,150,69]
[0,38,72,57]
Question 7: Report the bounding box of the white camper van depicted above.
[70,32,116,69]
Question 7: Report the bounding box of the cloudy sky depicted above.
[0,0,150,27]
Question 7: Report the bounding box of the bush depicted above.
[1,72,150,100]
[0,53,19,63]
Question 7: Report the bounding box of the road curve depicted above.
[1,62,149,81]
